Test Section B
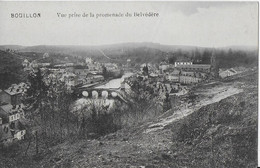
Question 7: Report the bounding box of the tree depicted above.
[102,66,108,79]
[23,68,78,148]
[188,91,197,107]
[142,65,149,76]
[201,49,211,64]
[24,68,49,121]
[169,56,177,64]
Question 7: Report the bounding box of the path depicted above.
[145,85,243,133]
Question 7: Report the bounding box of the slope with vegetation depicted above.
[0,68,257,168]
[0,50,26,89]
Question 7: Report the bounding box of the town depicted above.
[0,44,257,167]
[0,1,258,167]
[0,48,247,146]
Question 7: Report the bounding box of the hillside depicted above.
[1,43,258,67]
[0,50,26,89]
[0,69,257,168]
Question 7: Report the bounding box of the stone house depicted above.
[219,68,237,78]
[0,86,24,106]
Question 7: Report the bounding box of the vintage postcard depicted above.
[0,1,258,168]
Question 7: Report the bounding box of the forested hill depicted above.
[0,50,26,89]
[0,43,258,89]
[0,43,258,67]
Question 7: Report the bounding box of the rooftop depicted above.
[175,57,192,62]
[0,104,25,115]
[4,83,28,96]
[177,64,211,68]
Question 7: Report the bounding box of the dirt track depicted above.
[145,83,243,133]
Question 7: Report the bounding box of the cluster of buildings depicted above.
[219,68,238,78]
[0,83,27,145]
[0,54,122,145]
[139,54,218,86]
[124,54,218,107]
[23,56,121,90]
[159,57,215,85]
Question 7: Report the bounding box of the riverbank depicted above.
[95,72,133,89]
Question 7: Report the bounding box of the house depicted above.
[178,70,205,84]
[38,63,51,67]
[22,59,29,67]
[175,61,193,67]
[0,85,26,106]
[219,68,238,78]
[60,72,79,88]
[174,58,193,67]
[65,63,74,67]
[0,83,27,145]
[0,122,13,144]
[166,69,180,82]
[159,62,170,72]
[43,53,49,59]
[104,63,119,71]
[85,57,93,64]
[0,120,26,145]
[85,74,104,84]
[167,75,179,82]
[92,75,104,83]
[179,76,202,84]
[74,67,89,77]
[0,103,26,145]
[30,60,38,68]
[0,103,25,123]
[176,64,211,73]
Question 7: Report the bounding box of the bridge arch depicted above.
[92,90,98,98]
[102,90,108,99]
[78,88,127,103]
[82,91,89,97]
[111,92,118,98]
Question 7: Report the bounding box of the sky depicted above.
[0,1,258,47]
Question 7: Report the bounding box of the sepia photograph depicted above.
[0,1,258,167]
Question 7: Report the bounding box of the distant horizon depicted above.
[0,42,258,50]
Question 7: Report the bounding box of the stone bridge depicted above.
[75,87,128,103]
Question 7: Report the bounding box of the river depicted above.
[73,72,133,112]
[95,72,133,89]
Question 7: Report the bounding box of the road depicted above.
[145,83,243,133]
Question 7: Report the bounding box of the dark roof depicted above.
[175,57,192,62]
[0,124,13,141]
[177,64,211,68]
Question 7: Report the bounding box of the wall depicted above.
[0,92,11,104]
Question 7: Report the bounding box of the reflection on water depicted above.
[95,72,133,89]
[74,73,133,112]
[74,98,114,112]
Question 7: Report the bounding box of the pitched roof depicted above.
[0,124,13,141]
[177,64,211,68]
[0,104,24,115]
[4,83,27,96]
[175,57,192,62]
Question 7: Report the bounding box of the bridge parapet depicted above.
[74,87,128,103]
